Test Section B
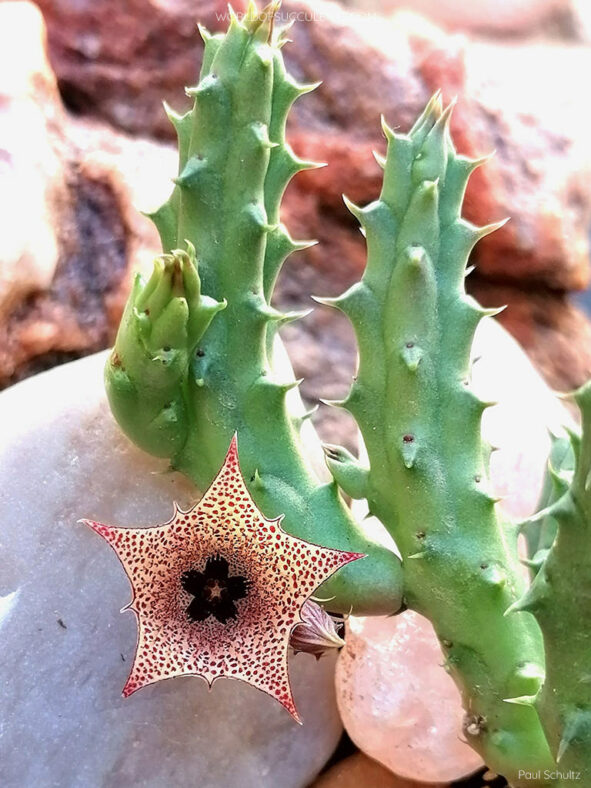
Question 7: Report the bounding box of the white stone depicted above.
[476,317,575,521]
[339,318,573,783]
[0,351,342,788]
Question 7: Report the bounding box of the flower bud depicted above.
[290,600,345,659]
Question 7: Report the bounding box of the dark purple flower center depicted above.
[181,555,249,624]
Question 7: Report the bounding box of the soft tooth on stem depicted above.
[321,97,554,783]
[105,2,402,615]
[521,433,575,576]
[510,384,591,781]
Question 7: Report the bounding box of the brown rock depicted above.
[0,2,175,387]
[0,1,66,320]
[33,0,246,138]
[0,147,130,384]
[310,751,447,788]
[418,31,591,290]
[0,118,178,386]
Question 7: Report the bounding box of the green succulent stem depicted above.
[511,384,591,783]
[105,2,402,615]
[323,95,554,783]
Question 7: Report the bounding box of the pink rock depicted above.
[337,319,574,783]
[336,611,484,783]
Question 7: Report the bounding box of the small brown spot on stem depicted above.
[464,714,487,737]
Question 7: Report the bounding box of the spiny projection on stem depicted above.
[521,432,575,577]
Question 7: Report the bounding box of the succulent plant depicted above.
[319,95,556,783]
[99,0,591,782]
[509,385,591,782]
[105,2,402,616]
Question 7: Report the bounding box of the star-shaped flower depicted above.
[83,435,362,721]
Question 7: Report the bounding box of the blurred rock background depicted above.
[2,0,591,448]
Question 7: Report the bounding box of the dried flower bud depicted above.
[290,600,345,659]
